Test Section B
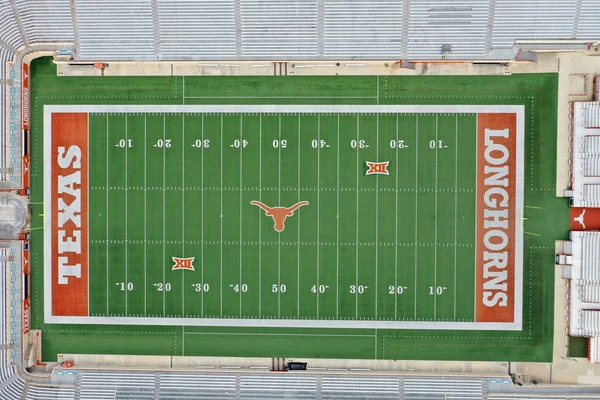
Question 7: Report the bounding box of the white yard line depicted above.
[395,114,399,320]
[454,115,458,321]
[414,114,419,320]
[356,114,359,319]
[87,112,90,316]
[144,115,147,316]
[474,114,478,322]
[239,114,243,318]
[375,114,378,320]
[376,76,379,105]
[278,115,282,318]
[163,115,166,317]
[220,114,224,318]
[317,114,320,319]
[125,115,129,317]
[434,115,438,321]
[182,76,185,105]
[201,115,205,317]
[259,114,262,317]
[106,114,109,315]
[182,114,185,317]
[336,114,340,319]
[297,115,301,318]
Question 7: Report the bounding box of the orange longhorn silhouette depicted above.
[250,201,309,232]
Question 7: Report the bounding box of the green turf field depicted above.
[82,110,477,323]
[29,57,566,362]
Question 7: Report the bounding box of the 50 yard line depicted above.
[106,114,109,316]
[278,115,282,318]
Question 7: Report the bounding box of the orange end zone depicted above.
[475,113,517,323]
[51,112,89,316]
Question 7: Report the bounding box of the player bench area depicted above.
[42,104,524,331]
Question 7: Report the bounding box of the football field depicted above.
[30,57,562,361]
[45,104,523,330]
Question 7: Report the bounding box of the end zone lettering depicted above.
[476,113,517,323]
[51,113,89,316]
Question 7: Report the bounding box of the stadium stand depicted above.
[76,0,156,61]
[157,0,237,59]
[1,0,598,62]
[569,100,600,206]
[563,231,600,363]
[406,0,489,59]
[14,0,74,43]
[2,0,600,397]
[323,1,403,58]
[240,0,319,58]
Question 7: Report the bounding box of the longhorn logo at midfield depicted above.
[250,201,309,232]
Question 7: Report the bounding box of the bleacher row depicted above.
[578,233,600,283]
[575,310,600,337]
[582,285,600,304]
[75,371,486,399]
[567,232,600,362]
[584,106,600,129]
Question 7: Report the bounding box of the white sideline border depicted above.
[44,104,524,330]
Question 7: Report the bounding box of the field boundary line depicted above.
[183,96,378,99]
[183,332,377,337]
